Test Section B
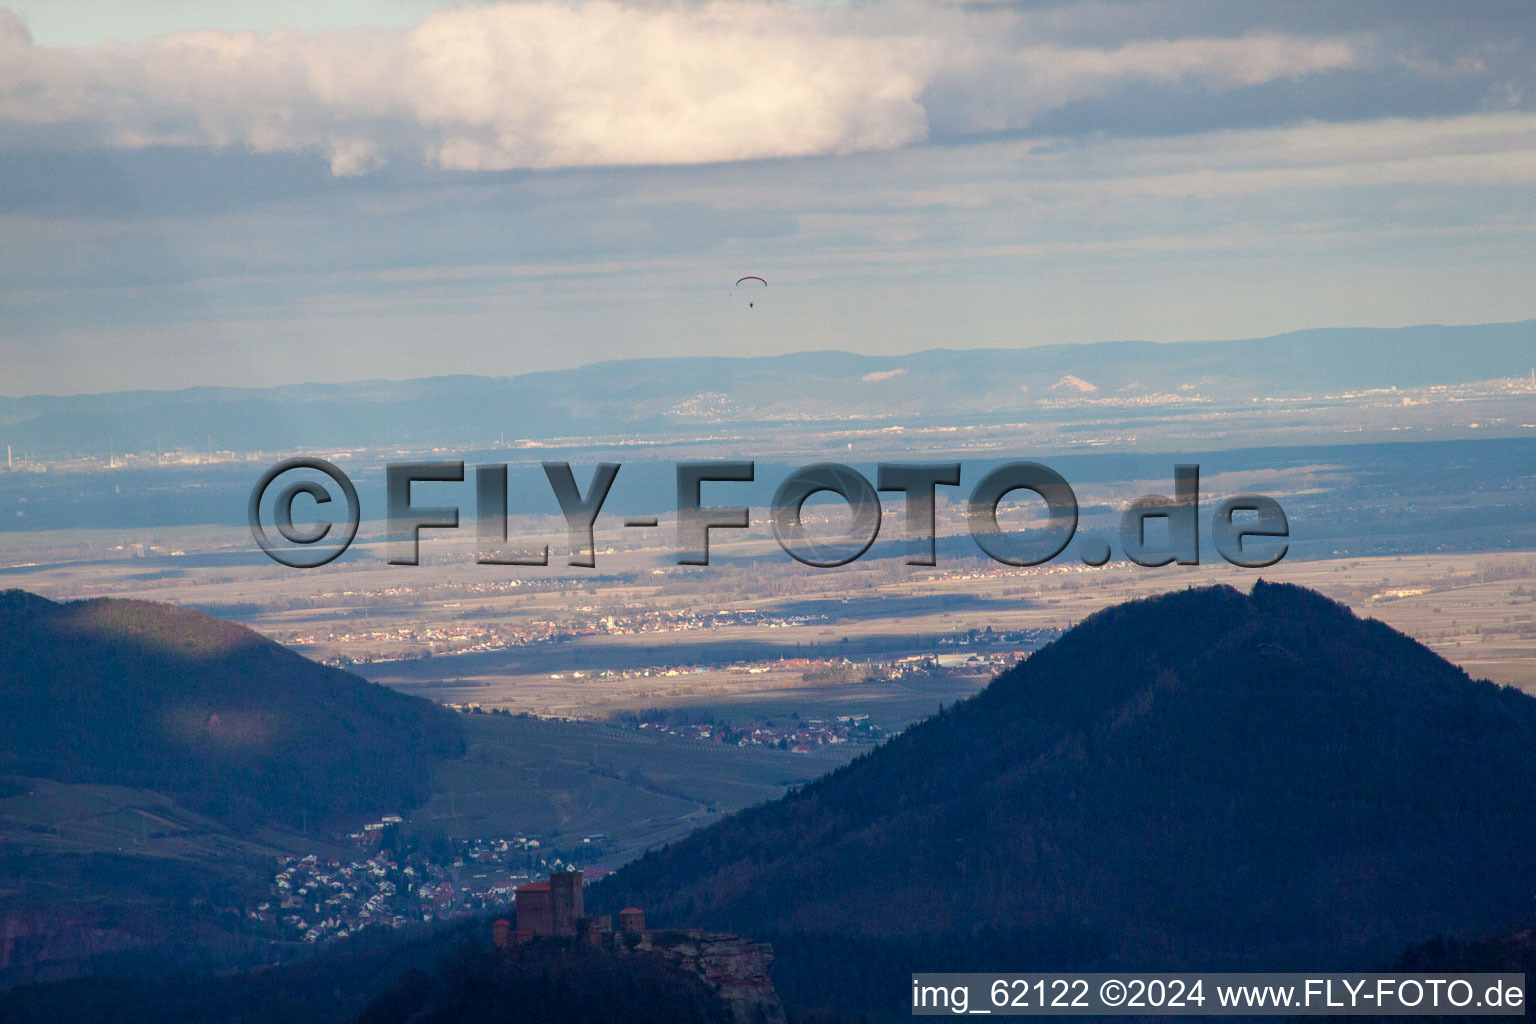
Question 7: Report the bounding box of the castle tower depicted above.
[514,881,553,936]
[619,907,645,934]
[549,870,584,937]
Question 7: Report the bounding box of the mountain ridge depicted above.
[593,581,1536,987]
[2,320,1531,455]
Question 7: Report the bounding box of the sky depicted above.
[1,0,1533,396]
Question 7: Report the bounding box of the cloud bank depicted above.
[0,2,1362,173]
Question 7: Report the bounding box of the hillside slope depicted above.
[0,590,463,830]
[595,582,1536,974]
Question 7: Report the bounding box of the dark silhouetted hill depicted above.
[351,942,734,1024]
[1395,928,1536,974]
[0,590,463,830]
[594,582,1536,1014]
[0,918,479,1024]
[0,923,739,1024]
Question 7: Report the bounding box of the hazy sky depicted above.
[1,1,1533,395]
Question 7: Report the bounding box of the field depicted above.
[0,777,351,864]
[417,713,852,855]
[0,709,856,892]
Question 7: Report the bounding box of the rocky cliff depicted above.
[622,930,786,1024]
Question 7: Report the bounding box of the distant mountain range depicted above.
[1,320,1532,456]
[593,582,1536,1017]
[0,590,463,831]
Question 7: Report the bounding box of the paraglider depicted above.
[736,275,766,308]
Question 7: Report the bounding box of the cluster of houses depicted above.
[289,603,827,666]
[636,713,883,751]
[255,833,588,944]
[258,851,422,943]
[934,625,1059,649]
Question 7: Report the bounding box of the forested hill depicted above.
[0,590,463,829]
[595,581,1536,973]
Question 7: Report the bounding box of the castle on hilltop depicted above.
[493,869,644,946]
[492,870,783,1024]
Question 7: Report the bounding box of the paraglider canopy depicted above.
[736,276,766,307]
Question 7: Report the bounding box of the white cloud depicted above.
[0,2,1362,174]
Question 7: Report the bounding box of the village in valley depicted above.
[255,828,587,944]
